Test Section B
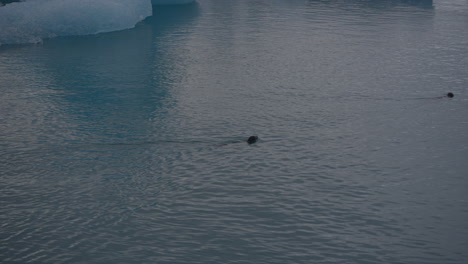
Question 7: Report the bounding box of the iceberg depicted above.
[0,0,152,45]
[152,0,195,5]
[0,0,22,6]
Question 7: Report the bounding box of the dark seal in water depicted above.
[247,136,258,144]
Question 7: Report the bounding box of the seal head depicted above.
[247,136,258,144]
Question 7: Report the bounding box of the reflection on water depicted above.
[306,0,433,9]
[0,2,200,146]
[1,0,467,263]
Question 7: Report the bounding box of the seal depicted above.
[247,136,258,144]
[446,92,454,98]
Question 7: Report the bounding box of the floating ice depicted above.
[152,0,195,5]
[0,0,152,45]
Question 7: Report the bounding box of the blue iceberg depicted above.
[152,0,195,5]
[0,0,153,45]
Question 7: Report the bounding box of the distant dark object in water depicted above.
[433,92,455,99]
[247,136,258,144]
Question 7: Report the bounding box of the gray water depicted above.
[1,0,468,263]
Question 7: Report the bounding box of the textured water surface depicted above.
[1,0,468,263]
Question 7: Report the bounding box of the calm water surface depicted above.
[1,0,468,263]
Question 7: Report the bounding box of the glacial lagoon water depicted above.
[1,0,468,263]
